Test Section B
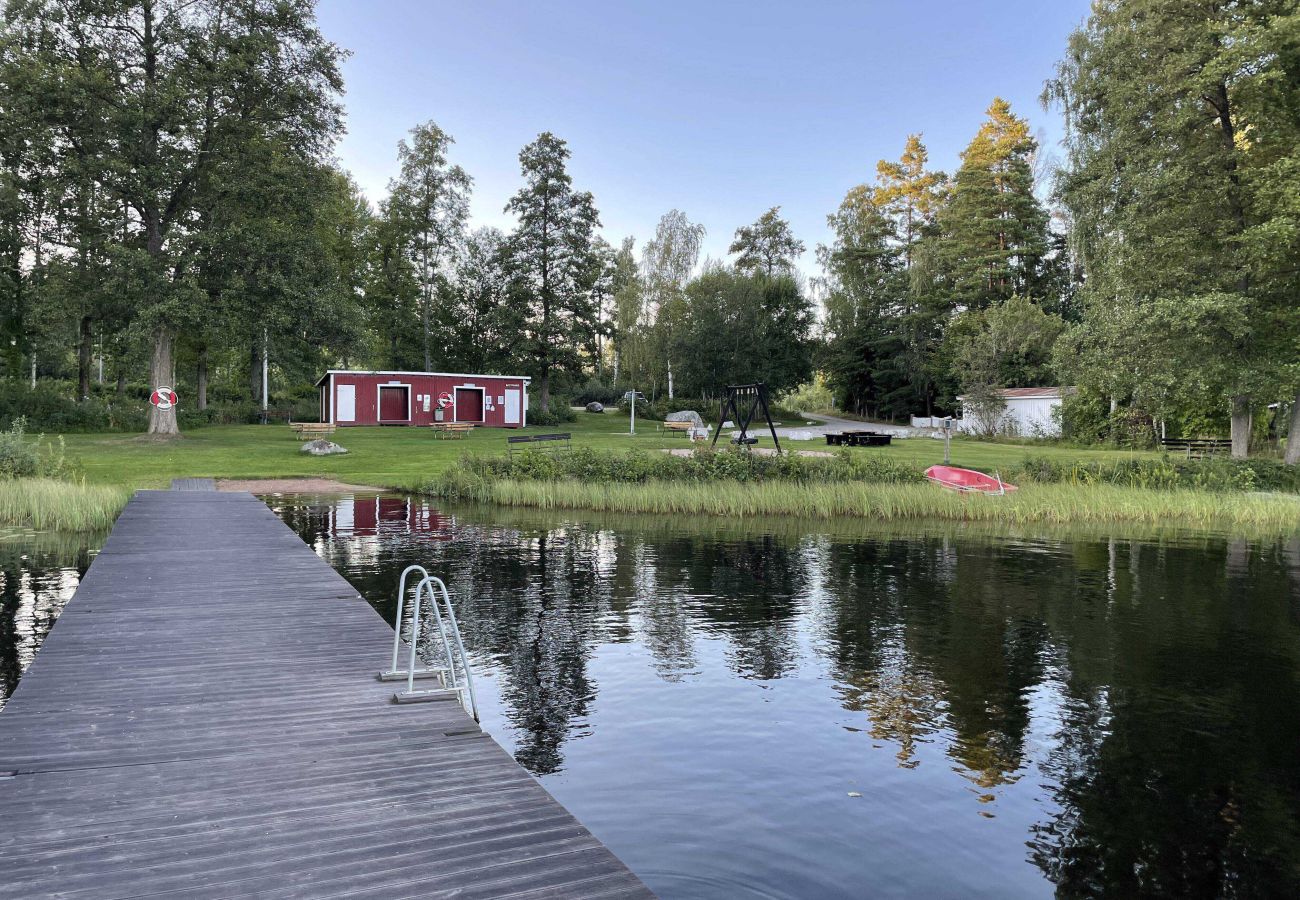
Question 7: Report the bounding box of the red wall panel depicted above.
[327,373,527,427]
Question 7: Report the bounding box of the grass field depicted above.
[53,414,1158,490]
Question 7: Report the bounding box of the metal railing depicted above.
[378,565,478,720]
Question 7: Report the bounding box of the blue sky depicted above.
[317,0,1093,278]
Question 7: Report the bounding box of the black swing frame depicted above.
[711,383,781,452]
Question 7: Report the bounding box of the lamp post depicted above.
[624,390,645,435]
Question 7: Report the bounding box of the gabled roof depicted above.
[315,369,531,387]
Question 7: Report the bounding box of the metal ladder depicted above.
[378,565,478,721]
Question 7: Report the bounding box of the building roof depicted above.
[956,386,1069,401]
[315,369,532,387]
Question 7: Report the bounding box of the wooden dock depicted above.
[0,489,652,899]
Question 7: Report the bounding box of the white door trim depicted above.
[376,381,412,423]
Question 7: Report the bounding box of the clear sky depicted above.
[316,0,1093,279]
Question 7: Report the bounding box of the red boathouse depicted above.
[315,370,531,428]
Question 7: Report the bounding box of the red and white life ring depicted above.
[149,387,178,411]
[437,391,454,409]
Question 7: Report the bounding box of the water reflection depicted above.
[269,495,1300,898]
[0,529,102,712]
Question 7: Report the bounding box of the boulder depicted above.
[586,401,605,413]
[666,409,704,427]
[301,439,348,456]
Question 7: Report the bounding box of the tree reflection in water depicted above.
[0,530,102,712]
[269,495,1300,898]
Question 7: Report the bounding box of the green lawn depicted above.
[54,413,1157,491]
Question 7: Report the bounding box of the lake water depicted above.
[266,494,1300,899]
[3,497,1299,898]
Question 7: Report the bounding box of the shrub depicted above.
[1009,454,1300,493]
[527,395,577,426]
[572,376,624,406]
[0,419,78,480]
[0,379,148,432]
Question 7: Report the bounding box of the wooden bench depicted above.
[431,422,475,439]
[659,420,693,435]
[1161,437,1232,459]
[290,422,335,439]
[507,432,572,456]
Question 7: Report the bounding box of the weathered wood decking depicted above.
[0,489,652,899]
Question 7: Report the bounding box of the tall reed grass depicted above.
[0,479,130,531]
[477,480,1300,531]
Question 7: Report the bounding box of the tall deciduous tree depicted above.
[729,207,805,277]
[4,0,345,435]
[642,210,704,398]
[1047,0,1300,458]
[503,132,602,412]
[386,121,471,372]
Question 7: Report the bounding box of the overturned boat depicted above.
[924,465,1018,494]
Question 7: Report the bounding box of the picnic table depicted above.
[290,422,335,439]
[431,422,476,439]
[506,432,572,456]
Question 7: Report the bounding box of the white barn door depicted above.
[504,388,521,425]
[337,384,356,423]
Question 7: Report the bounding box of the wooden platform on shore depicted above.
[0,488,651,899]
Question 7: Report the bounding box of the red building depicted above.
[315,370,531,427]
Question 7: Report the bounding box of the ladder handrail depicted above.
[389,565,430,674]
[382,569,478,722]
[426,576,479,721]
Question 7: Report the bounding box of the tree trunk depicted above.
[77,315,92,400]
[197,346,208,410]
[1285,389,1300,465]
[147,329,179,436]
[1230,394,1251,459]
[667,360,674,399]
[539,370,550,414]
[249,342,262,403]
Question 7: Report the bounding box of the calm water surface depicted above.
[3,499,1300,898]
[265,494,1300,899]
[0,530,102,714]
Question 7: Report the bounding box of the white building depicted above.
[956,387,1067,437]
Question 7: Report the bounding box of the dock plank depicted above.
[0,490,652,899]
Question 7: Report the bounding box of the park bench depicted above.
[431,422,475,440]
[507,432,572,457]
[290,422,336,439]
[660,420,693,435]
[825,430,892,448]
[660,420,711,441]
[1161,437,1232,459]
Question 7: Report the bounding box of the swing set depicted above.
[710,383,781,452]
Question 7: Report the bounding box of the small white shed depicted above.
[957,387,1067,437]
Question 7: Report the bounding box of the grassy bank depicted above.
[52,419,1159,490]
[0,479,131,531]
[458,479,1300,531]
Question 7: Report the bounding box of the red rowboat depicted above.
[924,465,1018,494]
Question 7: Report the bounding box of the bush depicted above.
[1009,454,1300,493]
[527,394,576,427]
[0,419,78,480]
[0,380,148,432]
[572,376,624,407]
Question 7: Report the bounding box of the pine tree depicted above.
[503,133,602,413]
[938,99,1053,310]
[386,122,471,372]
